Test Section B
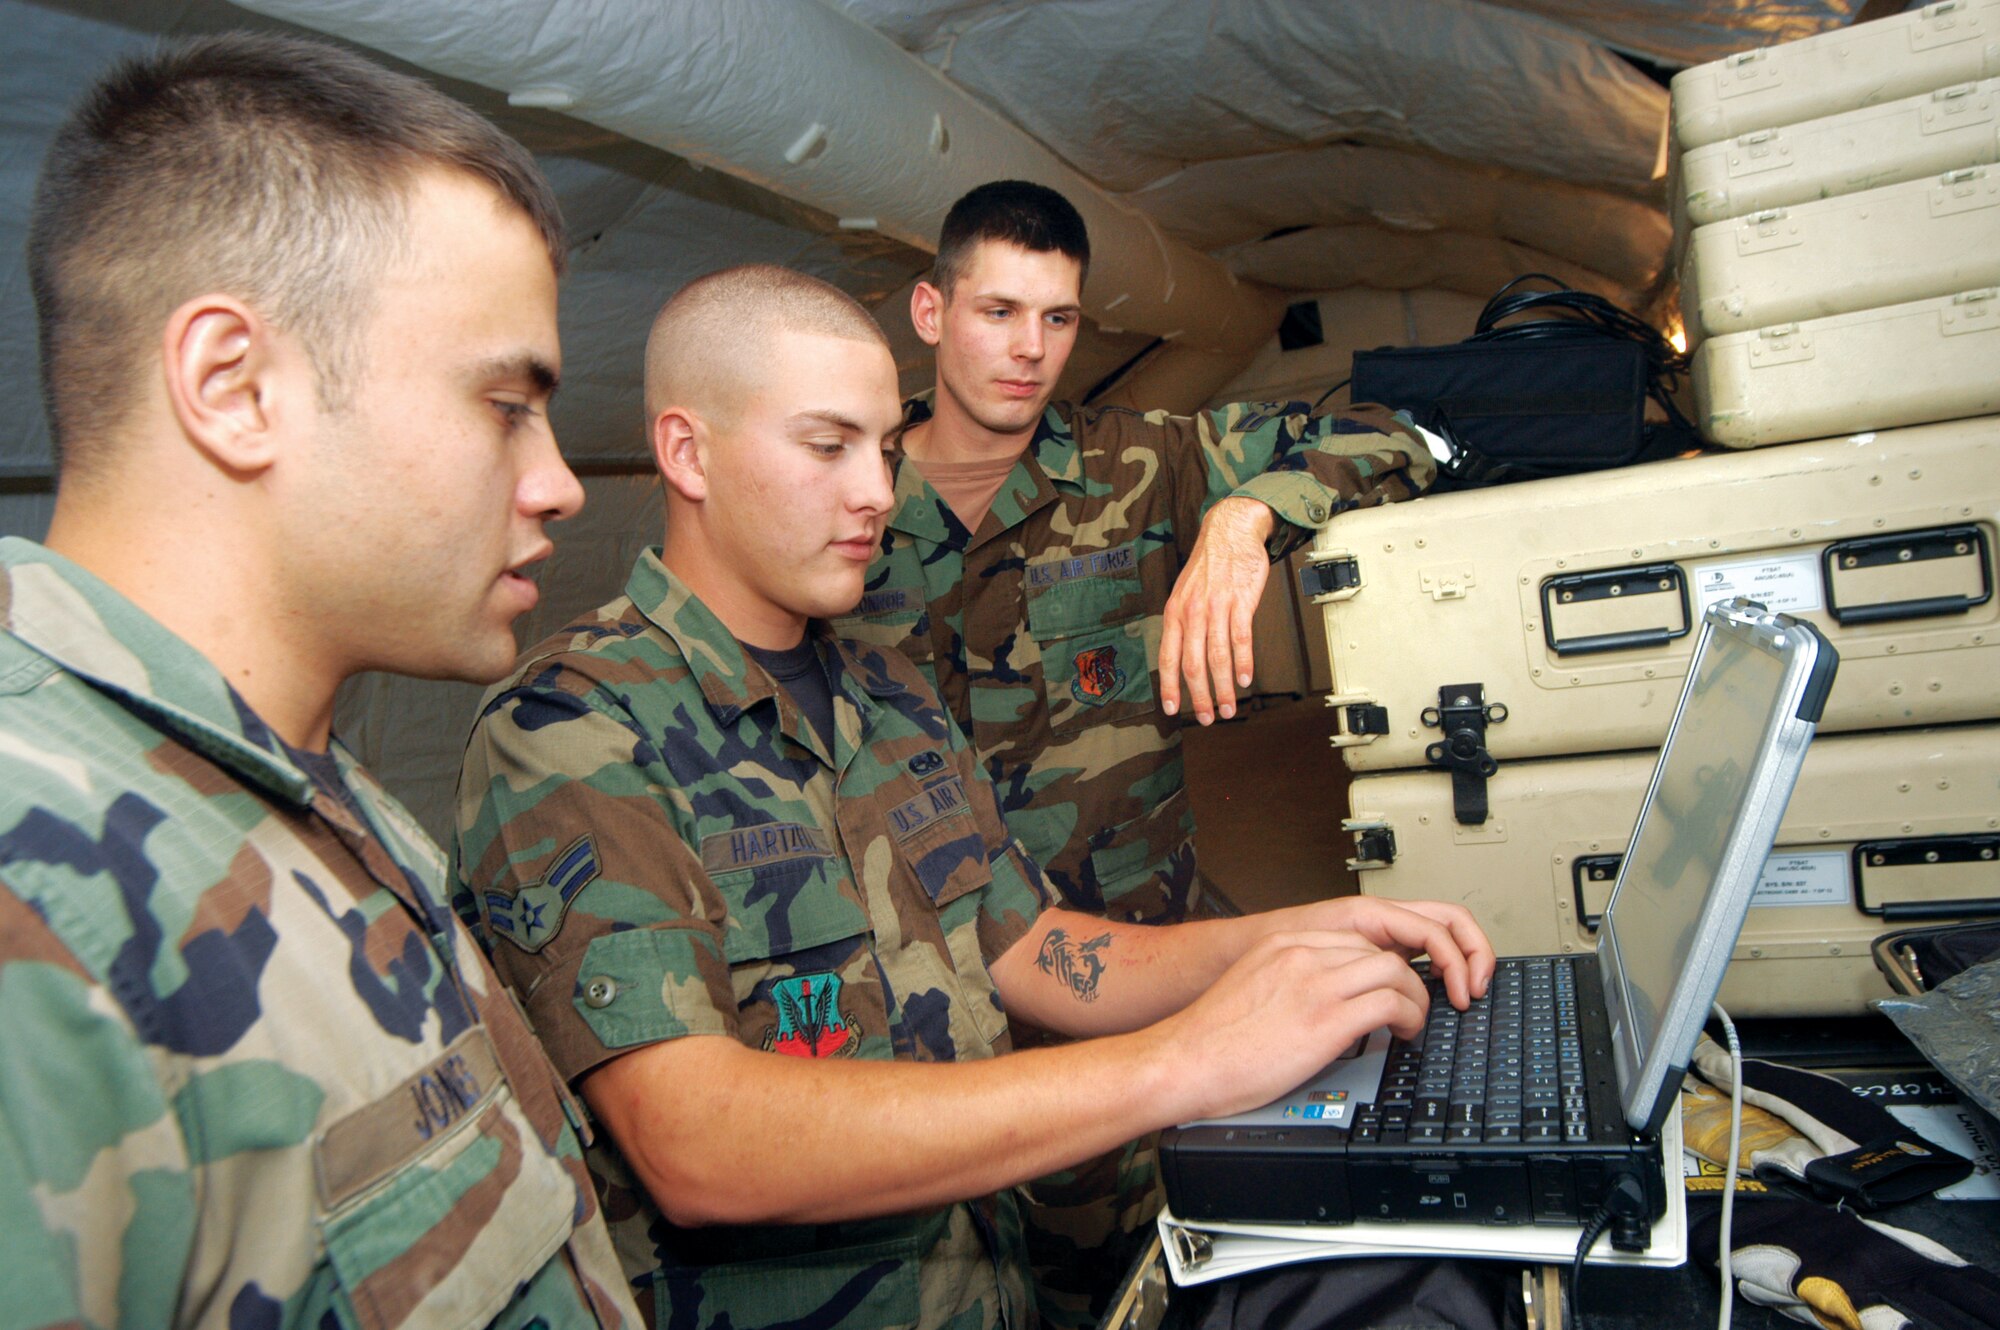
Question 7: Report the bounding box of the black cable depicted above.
[1080,335,1165,406]
[1466,273,1698,444]
[1309,376,1351,413]
[1569,1174,1650,1330]
[1568,1203,1614,1330]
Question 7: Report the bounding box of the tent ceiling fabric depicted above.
[1126,142,1674,292]
[1482,0,1862,66]
[830,0,1673,194]
[229,0,1280,354]
[835,0,1861,77]
[1218,226,1636,306]
[0,0,937,474]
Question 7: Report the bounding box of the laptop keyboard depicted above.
[1350,957,1589,1147]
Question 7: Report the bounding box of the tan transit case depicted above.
[1672,0,2000,151]
[1680,167,2000,341]
[1345,724,2000,1018]
[1690,288,2000,446]
[1306,418,2000,773]
[1678,77,2000,228]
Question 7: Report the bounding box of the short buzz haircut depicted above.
[644,264,886,423]
[27,31,566,474]
[931,180,1091,298]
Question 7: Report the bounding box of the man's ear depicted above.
[652,406,709,503]
[910,280,945,348]
[161,294,289,476]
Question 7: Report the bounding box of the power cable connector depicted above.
[1569,1174,1649,1328]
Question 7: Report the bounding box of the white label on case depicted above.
[1751,851,1850,908]
[1690,550,1824,615]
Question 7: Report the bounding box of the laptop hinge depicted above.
[1422,683,1508,826]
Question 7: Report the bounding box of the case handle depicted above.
[1854,834,2000,917]
[1540,564,1691,656]
[1822,525,1992,626]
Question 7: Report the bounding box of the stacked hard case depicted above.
[1314,14,2000,1015]
[1671,3,2000,446]
[1314,423,2000,1016]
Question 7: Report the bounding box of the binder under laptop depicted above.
[1159,598,1838,1247]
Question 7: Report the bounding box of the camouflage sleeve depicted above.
[0,884,189,1328]
[982,836,1049,967]
[916,658,1046,965]
[0,1113,84,1330]
[454,680,737,1084]
[1163,399,1437,561]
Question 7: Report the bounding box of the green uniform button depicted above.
[1306,501,1329,523]
[583,976,617,1008]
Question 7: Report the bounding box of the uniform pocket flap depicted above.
[571,927,732,1050]
[1025,547,1142,638]
[887,773,991,906]
[1089,788,1195,893]
[703,824,872,962]
[318,1060,574,1330]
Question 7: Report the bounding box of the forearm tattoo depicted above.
[1035,928,1112,1003]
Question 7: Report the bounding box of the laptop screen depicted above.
[1600,617,1794,1090]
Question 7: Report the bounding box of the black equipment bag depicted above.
[1351,335,1650,472]
[1346,275,1700,486]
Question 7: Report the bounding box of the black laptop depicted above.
[1160,598,1837,1249]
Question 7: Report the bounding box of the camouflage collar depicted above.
[625,549,904,734]
[0,536,313,806]
[891,392,1082,545]
[625,549,773,723]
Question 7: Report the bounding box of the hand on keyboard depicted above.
[1275,896,1497,1012]
[1148,930,1429,1122]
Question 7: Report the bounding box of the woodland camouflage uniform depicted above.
[455,551,1050,1330]
[0,537,635,1330]
[832,396,1435,1324]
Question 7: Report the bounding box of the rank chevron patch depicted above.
[486,834,599,953]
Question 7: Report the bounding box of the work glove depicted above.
[1680,1076,1790,1197]
[1686,1035,1971,1209]
[1692,1197,2000,1330]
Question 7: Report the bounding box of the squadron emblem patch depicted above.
[763,973,860,1059]
[1070,644,1126,706]
[486,835,599,954]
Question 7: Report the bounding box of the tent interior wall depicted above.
[0,0,1885,841]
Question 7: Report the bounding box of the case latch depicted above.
[1912,0,1983,52]
[1301,553,1361,600]
[1325,691,1386,750]
[1422,684,1507,826]
[1343,818,1397,871]
[1344,702,1390,735]
[1717,47,1780,100]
